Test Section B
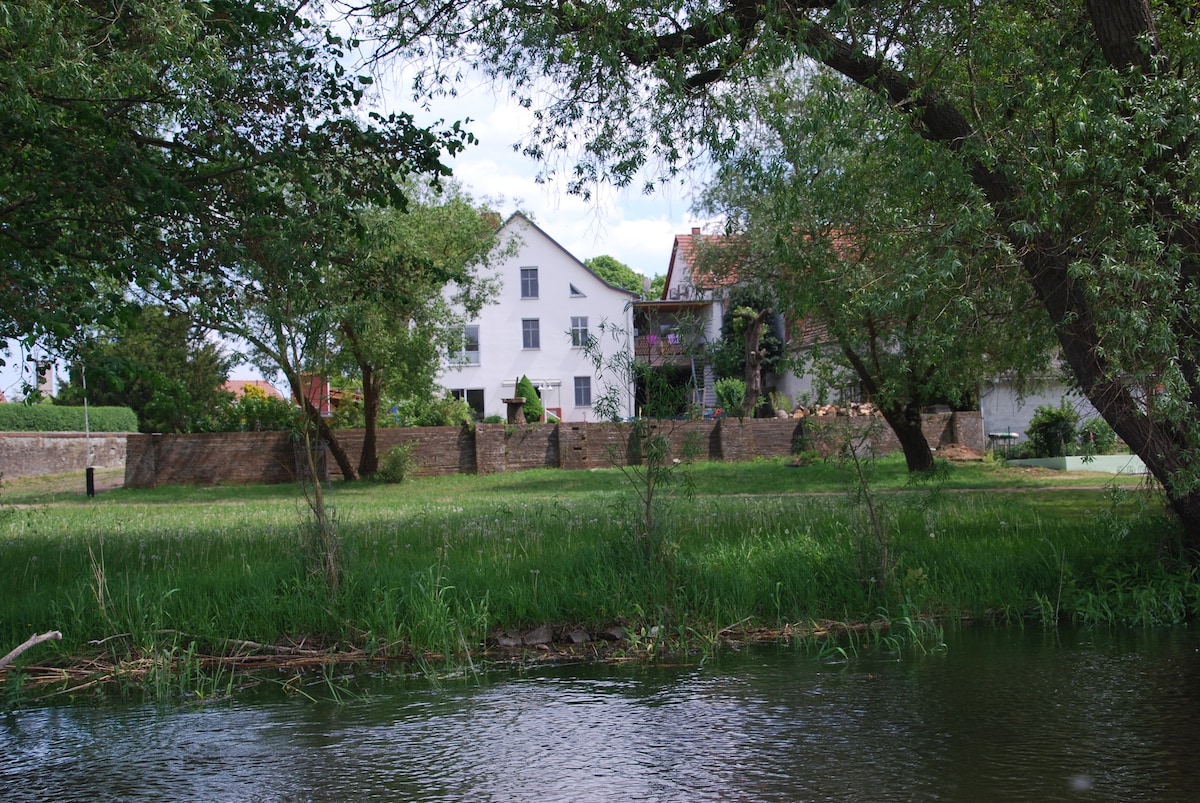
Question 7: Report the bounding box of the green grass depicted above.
[1,455,1192,699]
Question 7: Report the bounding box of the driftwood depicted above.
[0,630,62,670]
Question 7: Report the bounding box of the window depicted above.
[570,316,589,347]
[569,283,585,298]
[520,267,539,298]
[449,325,480,365]
[574,376,592,408]
[522,318,540,349]
[450,388,485,419]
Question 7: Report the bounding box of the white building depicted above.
[436,213,638,422]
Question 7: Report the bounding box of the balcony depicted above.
[635,334,690,364]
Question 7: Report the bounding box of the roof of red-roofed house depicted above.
[662,227,740,300]
[222,379,285,399]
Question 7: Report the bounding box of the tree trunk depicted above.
[741,308,770,418]
[282,368,359,482]
[880,402,936,473]
[1023,243,1200,549]
[358,366,381,477]
[308,399,358,482]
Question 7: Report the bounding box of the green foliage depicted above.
[1078,418,1119,456]
[211,386,299,432]
[387,392,473,428]
[713,377,746,418]
[583,319,699,557]
[516,375,544,423]
[1027,403,1081,458]
[705,287,785,383]
[584,255,645,295]
[376,443,417,483]
[0,404,136,432]
[54,306,233,433]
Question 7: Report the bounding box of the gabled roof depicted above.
[499,212,640,298]
[663,227,740,299]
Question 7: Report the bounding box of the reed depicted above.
[0,456,1188,699]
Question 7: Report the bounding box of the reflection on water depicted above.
[3,627,1199,802]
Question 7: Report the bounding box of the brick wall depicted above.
[123,411,983,487]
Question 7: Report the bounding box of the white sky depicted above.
[1,73,713,399]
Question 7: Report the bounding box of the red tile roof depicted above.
[663,227,740,298]
[222,379,285,399]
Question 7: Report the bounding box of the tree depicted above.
[325,180,503,476]
[702,286,785,419]
[373,0,1200,548]
[585,255,645,295]
[1,0,207,353]
[145,1,474,482]
[55,306,234,433]
[697,77,1052,471]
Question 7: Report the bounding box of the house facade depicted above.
[637,227,797,414]
[436,213,638,422]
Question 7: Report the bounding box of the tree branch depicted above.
[0,631,63,670]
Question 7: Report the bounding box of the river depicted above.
[2,626,1198,801]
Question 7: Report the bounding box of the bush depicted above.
[516,375,544,423]
[381,393,473,428]
[376,442,417,483]
[0,404,137,432]
[1026,401,1080,458]
[210,386,299,432]
[1078,417,1118,455]
[714,377,746,418]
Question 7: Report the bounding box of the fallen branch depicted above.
[0,630,62,670]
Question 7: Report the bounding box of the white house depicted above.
[436,213,638,422]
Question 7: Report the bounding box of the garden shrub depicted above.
[516,375,544,423]
[211,386,299,432]
[376,442,417,483]
[714,377,746,418]
[0,404,137,432]
[1077,417,1118,455]
[1026,402,1080,457]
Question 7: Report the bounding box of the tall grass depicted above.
[0,456,1191,698]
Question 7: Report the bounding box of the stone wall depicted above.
[123,411,984,488]
[0,432,127,479]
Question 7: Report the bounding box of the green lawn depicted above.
[1,455,1192,699]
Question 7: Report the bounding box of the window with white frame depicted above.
[570,316,588,347]
[574,376,592,407]
[522,318,540,349]
[520,267,539,298]
[448,324,480,365]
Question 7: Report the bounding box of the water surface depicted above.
[3,627,1198,801]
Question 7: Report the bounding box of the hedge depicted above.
[0,405,138,432]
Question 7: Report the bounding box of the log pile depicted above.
[792,402,881,418]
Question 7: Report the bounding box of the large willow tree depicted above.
[369,0,1200,550]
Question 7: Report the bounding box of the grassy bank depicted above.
[1,456,1194,700]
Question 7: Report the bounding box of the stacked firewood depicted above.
[791,402,880,418]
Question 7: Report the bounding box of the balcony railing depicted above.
[635,334,688,359]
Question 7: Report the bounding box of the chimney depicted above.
[691,227,702,235]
